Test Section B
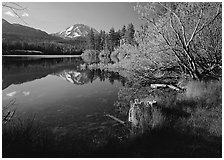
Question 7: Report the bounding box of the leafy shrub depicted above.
[98,50,111,64]
[81,49,100,64]
[111,44,139,62]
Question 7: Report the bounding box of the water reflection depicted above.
[54,69,126,86]
[2,56,126,129]
[3,56,126,89]
[2,57,82,89]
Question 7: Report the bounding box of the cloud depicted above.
[22,91,30,96]
[4,11,29,18]
[4,11,16,17]
[6,91,17,97]
[22,12,29,17]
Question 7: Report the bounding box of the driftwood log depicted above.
[150,83,182,91]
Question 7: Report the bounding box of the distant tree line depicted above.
[2,38,85,55]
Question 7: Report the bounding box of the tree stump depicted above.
[128,99,158,134]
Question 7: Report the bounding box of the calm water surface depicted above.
[2,57,126,131]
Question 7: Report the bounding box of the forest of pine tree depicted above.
[87,23,136,52]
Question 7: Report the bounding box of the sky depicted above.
[2,2,144,34]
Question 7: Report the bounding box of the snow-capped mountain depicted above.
[52,24,98,39]
[55,70,96,85]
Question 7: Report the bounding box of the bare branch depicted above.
[169,14,196,67]
[141,15,172,47]
[10,2,26,10]
[171,49,189,70]
[169,16,184,47]
[194,4,221,39]
[3,3,26,11]
[2,2,28,25]
[186,8,203,47]
[158,2,187,47]
[10,8,28,25]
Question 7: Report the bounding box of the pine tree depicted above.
[120,25,127,45]
[99,30,106,51]
[125,23,135,45]
[95,33,101,51]
[114,30,121,47]
[104,33,109,51]
[88,28,95,50]
[121,25,126,38]
[108,27,115,52]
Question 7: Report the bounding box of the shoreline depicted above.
[2,55,82,58]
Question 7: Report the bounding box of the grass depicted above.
[5,120,219,158]
[2,114,129,158]
[179,80,222,137]
[3,117,95,157]
[96,127,221,158]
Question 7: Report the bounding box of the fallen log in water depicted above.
[105,114,125,124]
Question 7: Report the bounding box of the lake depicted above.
[2,56,127,136]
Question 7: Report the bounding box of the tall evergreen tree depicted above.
[95,33,101,51]
[108,27,116,52]
[88,28,95,50]
[121,25,126,38]
[104,33,110,51]
[99,30,106,50]
[125,23,135,45]
[114,30,121,47]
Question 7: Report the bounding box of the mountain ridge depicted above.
[2,18,56,40]
[2,19,99,41]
